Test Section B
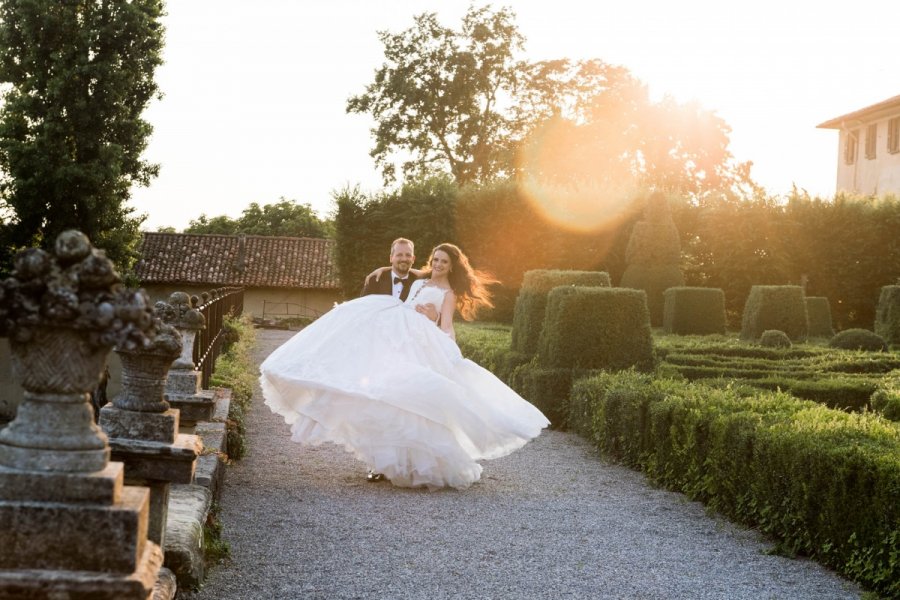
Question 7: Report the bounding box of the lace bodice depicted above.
[405,279,450,310]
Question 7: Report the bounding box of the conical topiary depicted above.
[619,191,684,326]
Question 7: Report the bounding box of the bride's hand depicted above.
[415,303,439,322]
[365,266,391,285]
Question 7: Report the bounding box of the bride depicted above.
[259,242,549,489]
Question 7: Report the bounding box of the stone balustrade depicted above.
[0,231,165,599]
[0,231,240,598]
[99,299,203,548]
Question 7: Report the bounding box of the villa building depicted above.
[817,94,900,196]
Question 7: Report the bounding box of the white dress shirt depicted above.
[391,270,409,298]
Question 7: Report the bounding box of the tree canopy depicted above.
[349,5,755,198]
[347,6,524,186]
[0,0,164,272]
[184,198,333,238]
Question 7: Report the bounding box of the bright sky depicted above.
[132,0,900,231]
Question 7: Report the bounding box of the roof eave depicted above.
[817,94,900,129]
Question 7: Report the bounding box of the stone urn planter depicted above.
[0,230,157,474]
[113,323,183,414]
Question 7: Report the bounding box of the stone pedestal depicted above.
[100,317,202,548]
[0,457,163,600]
[165,371,216,424]
[0,384,163,599]
[100,415,203,545]
[0,230,165,600]
[158,292,214,426]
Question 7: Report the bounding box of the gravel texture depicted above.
[180,329,863,600]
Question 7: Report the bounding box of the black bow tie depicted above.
[393,276,407,285]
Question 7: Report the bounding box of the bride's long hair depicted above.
[422,243,497,321]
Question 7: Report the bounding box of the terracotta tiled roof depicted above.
[135,232,340,289]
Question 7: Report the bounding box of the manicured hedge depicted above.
[740,285,808,341]
[660,351,900,375]
[805,296,835,338]
[751,376,877,412]
[567,371,900,598]
[510,269,611,355]
[662,287,726,335]
[655,338,826,361]
[619,192,684,326]
[659,365,876,411]
[509,362,596,429]
[875,285,900,346]
[454,322,530,382]
[620,264,684,327]
[537,286,654,371]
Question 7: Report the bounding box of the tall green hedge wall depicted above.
[333,178,457,299]
[334,178,634,320]
[740,285,808,341]
[334,181,900,328]
[511,269,611,354]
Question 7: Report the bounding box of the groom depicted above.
[360,237,419,300]
[360,237,437,483]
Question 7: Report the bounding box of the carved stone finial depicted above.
[0,230,157,473]
[158,292,204,372]
[162,292,205,331]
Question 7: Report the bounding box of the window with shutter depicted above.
[888,117,900,154]
[865,124,877,159]
[844,130,858,165]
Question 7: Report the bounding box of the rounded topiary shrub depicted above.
[875,285,900,346]
[759,330,792,348]
[805,296,834,338]
[740,285,808,341]
[537,286,654,371]
[662,287,726,335]
[828,328,888,352]
[510,269,610,355]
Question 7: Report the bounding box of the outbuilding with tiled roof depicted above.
[135,232,343,320]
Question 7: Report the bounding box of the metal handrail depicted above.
[193,286,245,389]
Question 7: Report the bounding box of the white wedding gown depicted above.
[259,279,549,489]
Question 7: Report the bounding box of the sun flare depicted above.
[516,116,643,232]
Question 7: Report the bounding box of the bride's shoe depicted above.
[366,469,385,482]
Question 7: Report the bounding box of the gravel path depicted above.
[181,328,862,600]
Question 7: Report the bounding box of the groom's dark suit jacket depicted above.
[360,272,419,301]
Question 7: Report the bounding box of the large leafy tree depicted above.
[0,0,164,272]
[516,59,755,197]
[350,7,755,199]
[185,198,333,239]
[347,6,524,186]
